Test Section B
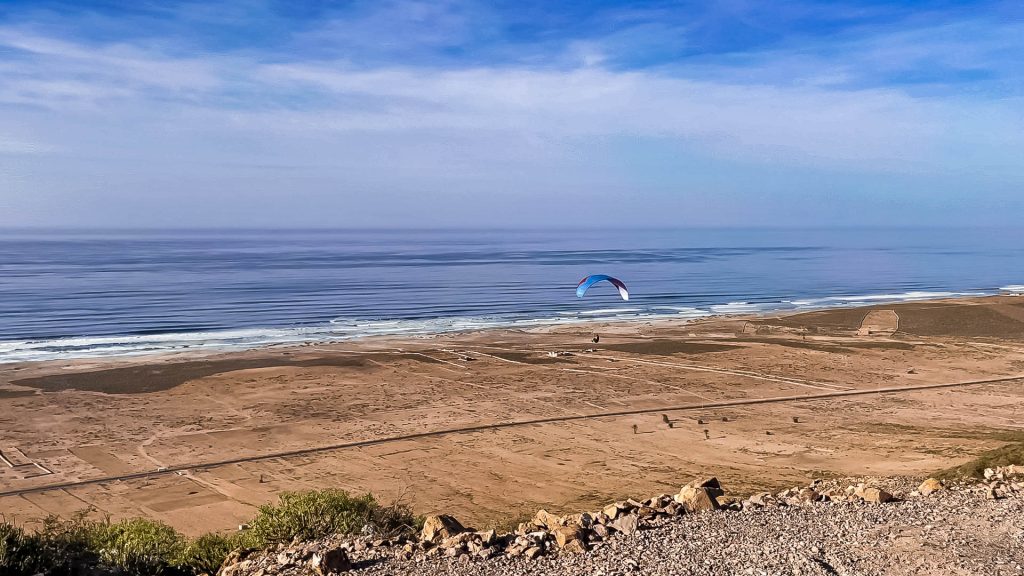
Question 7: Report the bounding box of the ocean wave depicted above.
[784,290,989,309]
[0,288,1008,363]
[709,302,773,314]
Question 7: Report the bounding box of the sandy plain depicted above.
[1,296,1023,535]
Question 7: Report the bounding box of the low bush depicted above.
[0,489,420,576]
[935,442,1024,480]
[238,489,419,549]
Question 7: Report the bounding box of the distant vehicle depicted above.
[576,274,629,301]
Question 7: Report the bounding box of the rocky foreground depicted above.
[221,467,1024,576]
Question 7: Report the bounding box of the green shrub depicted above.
[0,521,45,576]
[95,518,185,575]
[936,442,1024,481]
[0,488,419,576]
[239,489,415,549]
[174,532,236,574]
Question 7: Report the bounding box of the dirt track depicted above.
[2,296,1024,535]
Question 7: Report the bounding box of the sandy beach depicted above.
[2,295,1024,536]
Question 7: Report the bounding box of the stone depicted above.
[309,548,352,575]
[919,478,943,496]
[553,525,587,551]
[534,509,563,529]
[420,514,465,542]
[661,502,683,516]
[610,513,640,535]
[861,487,893,504]
[563,539,588,554]
[798,488,821,503]
[444,546,463,558]
[524,546,543,560]
[637,506,658,519]
[603,503,622,519]
[690,477,725,498]
[441,532,476,548]
[676,485,721,513]
[478,529,497,546]
[592,524,611,540]
[569,512,594,528]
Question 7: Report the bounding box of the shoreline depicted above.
[3,288,1023,366]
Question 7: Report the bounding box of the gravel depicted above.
[356,483,1023,576]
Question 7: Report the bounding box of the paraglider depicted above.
[576,274,629,301]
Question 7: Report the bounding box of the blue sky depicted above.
[0,0,1021,227]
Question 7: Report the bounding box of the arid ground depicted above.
[2,296,1024,535]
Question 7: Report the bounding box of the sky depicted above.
[0,0,1021,228]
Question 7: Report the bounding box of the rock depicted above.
[676,484,721,513]
[610,513,641,535]
[553,525,587,551]
[569,512,594,528]
[860,487,893,504]
[309,548,352,575]
[798,488,821,503]
[637,506,658,519]
[441,532,476,548]
[524,546,544,560]
[690,477,725,498]
[563,539,588,554]
[592,524,611,540]
[478,529,497,546]
[919,478,943,496]
[747,492,776,508]
[444,546,463,558]
[420,514,465,542]
[598,500,630,518]
[534,509,563,529]
[661,502,683,516]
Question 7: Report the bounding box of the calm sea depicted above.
[1,228,1022,363]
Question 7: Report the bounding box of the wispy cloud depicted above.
[0,0,1021,227]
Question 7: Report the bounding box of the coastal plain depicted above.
[2,297,1023,535]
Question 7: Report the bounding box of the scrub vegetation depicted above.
[0,489,419,576]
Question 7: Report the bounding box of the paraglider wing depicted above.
[576,274,629,301]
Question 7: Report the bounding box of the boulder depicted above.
[534,509,563,529]
[675,485,720,513]
[602,503,622,520]
[591,524,611,540]
[918,478,943,496]
[798,488,821,503]
[553,525,587,551]
[309,548,352,575]
[478,529,497,546]
[441,532,476,549]
[420,515,465,542]
[749,492,776,507]
[524,546,544,560]
[661,502,683,516]
[637,506,658,519]
[690,477,725,498]
[609,513,640,535]
[564,512,593,528]
[860,487,893,504]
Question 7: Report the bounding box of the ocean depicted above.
[1,227,1022,363]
